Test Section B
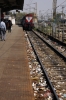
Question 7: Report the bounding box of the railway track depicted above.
[32,30,66,59]
[25,31,66,100]
[36,29,66,46]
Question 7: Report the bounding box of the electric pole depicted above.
[35,2,37,15]
[62,6,64,19]
[53,0,57,19]
[61,5,66,19]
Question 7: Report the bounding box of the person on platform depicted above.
[7,20,12,33]
[0,18,6,41]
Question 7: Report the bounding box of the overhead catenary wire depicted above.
[56,0,66,9]
[40,0,66,19]
[30,0,33,4]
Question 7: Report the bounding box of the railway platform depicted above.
[0,25,34,100]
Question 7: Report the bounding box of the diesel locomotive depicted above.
[21,13,34,31]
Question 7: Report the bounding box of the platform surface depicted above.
[0,25,34,100]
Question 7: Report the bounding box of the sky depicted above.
[22,0,66,16]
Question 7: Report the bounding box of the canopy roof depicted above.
[0,0,24,12]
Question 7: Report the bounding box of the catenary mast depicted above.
[53,0,57,19]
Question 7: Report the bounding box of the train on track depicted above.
[21,13,34,31]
